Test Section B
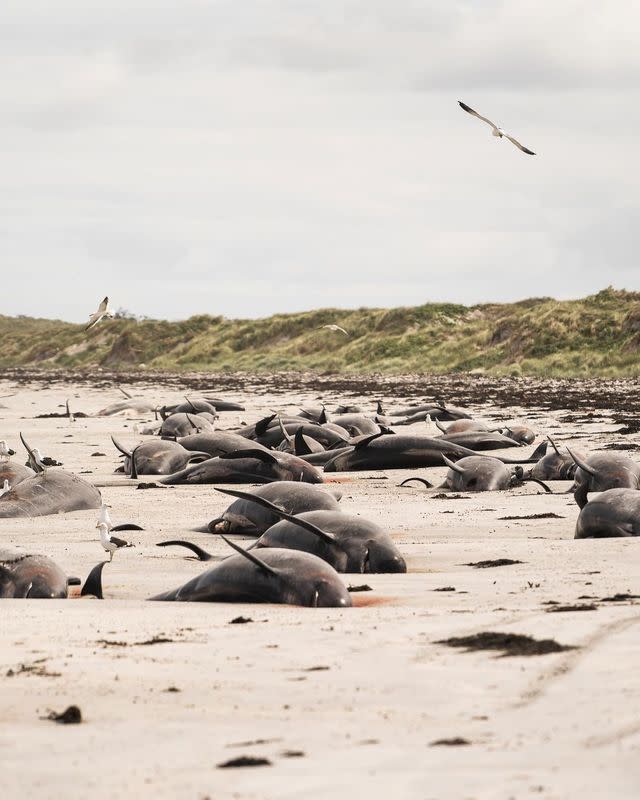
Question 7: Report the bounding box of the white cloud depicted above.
[1,1,639,321]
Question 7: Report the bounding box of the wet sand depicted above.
[1,375,639,799]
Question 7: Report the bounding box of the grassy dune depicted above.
[1,288,639,377]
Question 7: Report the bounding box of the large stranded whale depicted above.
[575,488,640,538]
[0,549,74,598]
[150,537,352,607]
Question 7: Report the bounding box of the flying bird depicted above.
[85,297,114,331]
[97,521,135,562]
[458,101,536,155]
[320,324,349,336]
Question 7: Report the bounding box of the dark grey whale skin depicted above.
[0,549,69,598]
[150,548,352,608]
[0,470,101,518]
[575,488,640,538]
[209,482,342,535]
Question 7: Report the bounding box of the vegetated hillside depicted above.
[1,288,639,377]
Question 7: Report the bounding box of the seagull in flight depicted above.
[97,521,135,561]
[458,101,536,156]
[320,324,349,336]
[85,297,114,331]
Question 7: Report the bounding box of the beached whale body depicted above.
[575,488,640,538]
[150,546,352,607]
[0,460,35,488]
[0,470,101,518]
[0,549,70,598]
[208,481,341,535]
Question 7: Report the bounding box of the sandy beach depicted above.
[1,374,639,800]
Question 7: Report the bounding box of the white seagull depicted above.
[320,324,350,336]
[97,521,134,562]
[0,440,13,460]
[98,503,113,531]
[0,479,10,497]
[85,297,114,331]
[458,101,536,156]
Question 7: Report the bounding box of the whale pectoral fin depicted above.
[156,540,215,561]
[399,477,433,489]
[111,523,144,531]
[111,435,132,458]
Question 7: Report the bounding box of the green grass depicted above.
[2,287,639,377]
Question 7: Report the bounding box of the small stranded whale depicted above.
[207,481,342,535]
[0,470,102,517]
[150,536,352,607]
[165,398,219,416]
[111,436,211,476]
[500,425,536,445]
[435,430,526,451]
[528,438,579,481]
[390,403,472,421]
[159,413,215,438]
[568,449,640,508]
[178,432,271,458]
[161,449,324,485]
[575,488,640,538]
[400,455,551,493]
[323,433,546,472]
[0,549,72,598]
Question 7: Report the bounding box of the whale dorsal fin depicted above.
[81,562,107,599]
[219,534,280,577]
[111,435,132,458]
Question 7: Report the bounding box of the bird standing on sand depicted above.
[320,324,349,336]
[458,101,536,155]
[0,440,14,460]
[97,521,134,562]
[85,297,114,331]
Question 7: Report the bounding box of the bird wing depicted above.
[109,535,132,548]
[335,326,349,336]
[85,313,102,331]
[98,297,109,312]
[458,101,498,132]
[504,134,536,155]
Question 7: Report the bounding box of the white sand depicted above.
[1,379,639,799]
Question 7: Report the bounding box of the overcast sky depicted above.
[2,1,639,322]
